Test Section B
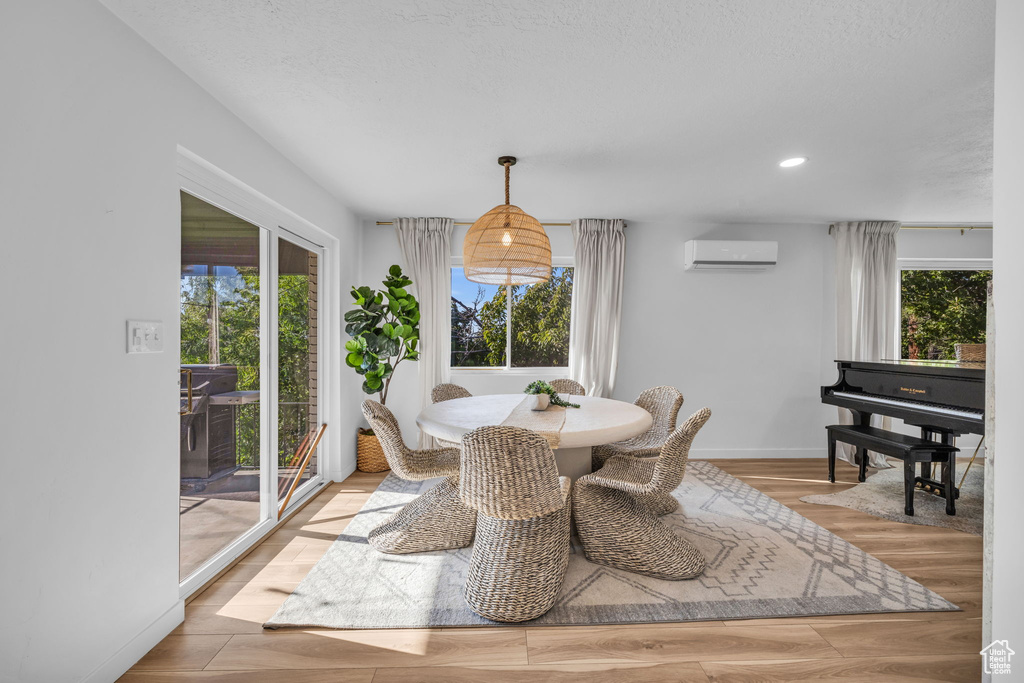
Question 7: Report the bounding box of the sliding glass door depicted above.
[179,191,267,583]
[277,234,323,506]
[178,191,326,590]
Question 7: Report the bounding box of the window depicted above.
[451,266,573,368]
[900,268,991,360]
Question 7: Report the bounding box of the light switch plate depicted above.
[127,320,164,354]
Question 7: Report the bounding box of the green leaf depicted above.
[345,352,363,367]
[389,264,402,278]
[366,376,382,391]
[382,322,395,338]
[344,339,361,352]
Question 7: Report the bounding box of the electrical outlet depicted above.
[127,320,164,354]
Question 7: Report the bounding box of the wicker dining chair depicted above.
[548,378,586,396]
[429,383,473,446]
[360,400,476,554]
[574,407,711,580]
[591,385,684,469]
[431,383,473,403]
[459,425,572,623]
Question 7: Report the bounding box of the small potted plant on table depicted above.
[345,265,420,472]
[524,380,581,410]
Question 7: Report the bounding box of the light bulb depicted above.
[779,157,807,168]
[502,231,512,247]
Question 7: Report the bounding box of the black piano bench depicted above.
[826,424,959,516]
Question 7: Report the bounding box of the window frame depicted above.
[450,255,574,374]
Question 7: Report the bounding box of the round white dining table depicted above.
[416,394,653,479]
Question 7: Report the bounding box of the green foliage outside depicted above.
[181,266,314,468]
[452,267,573,368]
[901,270,991,360]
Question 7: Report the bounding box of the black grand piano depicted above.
[822,359,985,440]
[821,359,985,512]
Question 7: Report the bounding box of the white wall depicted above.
[0,2,360,681]
[989,0,1023,671]
[616,222,837,457]
[361,218,991,459]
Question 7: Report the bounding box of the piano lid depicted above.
[835,358,985,378]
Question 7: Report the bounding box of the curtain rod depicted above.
[376,220,572,227]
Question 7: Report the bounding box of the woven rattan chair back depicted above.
[460,426,564,520]
[548,379,585,396]
[431,383,472,403]
[361,400,413,477]
[635,385,684,439]
[649,407,712,493]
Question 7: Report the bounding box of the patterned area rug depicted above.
[265,461,956,629]
[801,458,983,536]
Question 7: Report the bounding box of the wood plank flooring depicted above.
[119,459,983,682]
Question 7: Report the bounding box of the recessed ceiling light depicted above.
[779,157,808,168]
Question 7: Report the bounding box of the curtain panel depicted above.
[832,220,901,468]
[569,218,626,398]
[394,217,454,448]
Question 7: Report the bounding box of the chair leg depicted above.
[463,500,571,623]
[858,447,868,483]
[573,481,705,581]
[904,458,915,516]
[827,434,836,483]
[368,476,477,554]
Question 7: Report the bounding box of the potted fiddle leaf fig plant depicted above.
[345,264,420,471]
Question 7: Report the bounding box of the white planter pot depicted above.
[527,393,551,411]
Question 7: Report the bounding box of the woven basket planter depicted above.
[357,428,390,473]
[955,343,986,362]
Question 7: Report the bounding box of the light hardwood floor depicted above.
[120,459,983,682]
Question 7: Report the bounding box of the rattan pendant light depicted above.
[463,156,551,285]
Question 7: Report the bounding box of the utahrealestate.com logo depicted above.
[981,640,1015,676]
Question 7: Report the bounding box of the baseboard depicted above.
[693,448,825,459]
[83,599,184,683]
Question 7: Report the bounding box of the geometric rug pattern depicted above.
[265,460,957,629]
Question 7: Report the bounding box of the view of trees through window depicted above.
[180,261,314,469]
[451,266,573,368]
[901,269,991,360]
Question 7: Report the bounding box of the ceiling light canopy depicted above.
[463,156,551,285]
[779,157,808,168]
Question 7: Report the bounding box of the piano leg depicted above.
[944,454,956,516]
[934,430,960,501]
[853,410,871,482]
[827,433,836,483]
[904,458,915,516]
[919,429,933,480]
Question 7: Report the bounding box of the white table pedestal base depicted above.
[553,446,592,480]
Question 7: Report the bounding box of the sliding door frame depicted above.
[176,148,333,598]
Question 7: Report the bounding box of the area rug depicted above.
[801,458,983,536]
[264,460,957,629]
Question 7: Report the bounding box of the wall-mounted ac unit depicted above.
[683,240,778,271]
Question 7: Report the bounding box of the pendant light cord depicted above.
[504,161,511,205]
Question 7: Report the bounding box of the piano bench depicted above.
[826,424,959,516]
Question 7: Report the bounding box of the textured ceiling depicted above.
[100,0,994,224]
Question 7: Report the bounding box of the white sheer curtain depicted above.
[569,219,626,397]
[394,217,453,448]
[832,220,901,468]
